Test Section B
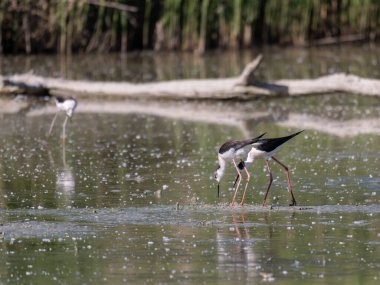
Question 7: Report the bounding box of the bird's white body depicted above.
[56,98,77,117]
[219,144,251,162]
[48,96,78,139]
[246,144,284,163]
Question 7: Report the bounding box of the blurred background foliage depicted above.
[1,0,379,54]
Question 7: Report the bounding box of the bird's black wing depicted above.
[254,130,303,153]
[219,133,266,154]
[55,96,65,103]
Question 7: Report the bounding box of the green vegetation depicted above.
[1,0,380,54]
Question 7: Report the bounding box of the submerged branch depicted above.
[2,54,380,99]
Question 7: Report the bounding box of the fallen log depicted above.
[2,54,380,99]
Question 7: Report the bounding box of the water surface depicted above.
[0,46,380,284]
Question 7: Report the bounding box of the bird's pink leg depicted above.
[272,156,297,206]
[262,160,273,206]
[230,159,242,208]
[233,161,245,188]
[240,166,251,206]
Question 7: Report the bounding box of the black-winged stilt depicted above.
[214,133,266,207]
[47,96,78,139]
[240,130,304,206]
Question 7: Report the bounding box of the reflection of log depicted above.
[278,113,380,137]
[0,98,30,113]
[27,99,380,137]
[2,54,380,99]
[27,99,271,138]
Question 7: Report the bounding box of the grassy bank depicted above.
[1,0,379,54]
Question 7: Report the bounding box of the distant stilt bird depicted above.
[48,96,78,139]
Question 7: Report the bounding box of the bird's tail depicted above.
[270,130,304,147]
[287,130,304,140]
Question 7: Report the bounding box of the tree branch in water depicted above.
[2,54,380,100]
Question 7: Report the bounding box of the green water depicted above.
[0,46,380,284]
[2,45,380,81]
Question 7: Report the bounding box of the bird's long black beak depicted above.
[217,183,220,198]
[232,174,240,188]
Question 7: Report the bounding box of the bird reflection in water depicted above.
[216,211,259,281]
[54,140,75,205]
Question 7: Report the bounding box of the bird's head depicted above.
[214,164,223,183]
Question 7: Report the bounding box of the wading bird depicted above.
[214,133,266,207]
[237,130,304,206]
[47,96,78,139]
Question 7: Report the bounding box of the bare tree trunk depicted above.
[121,11,128,54]
[196,0,210,54]
[22,7,31,54]
[0,4,2,54]
[146,0,160,49]
[66,1,74,56]
[132,0,145,50]
[252,0,267,44]
[59,1,67,55]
